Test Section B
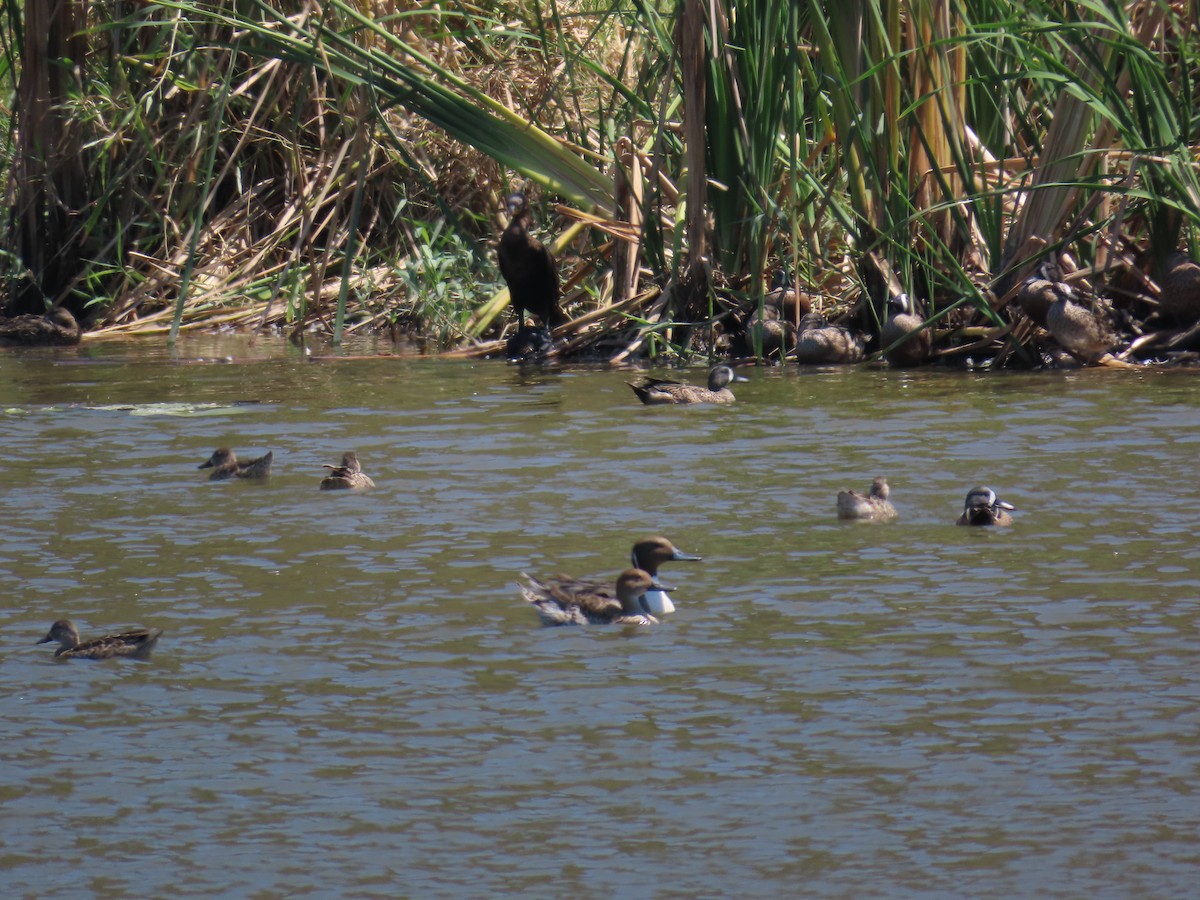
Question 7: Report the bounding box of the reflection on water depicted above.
[2,336,1199,896]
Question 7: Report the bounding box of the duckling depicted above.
[497,193,564,354]
[837,476,898,521]
[627,365,748,405]
[38,619,162,660]
[522,568,663,626]
[198,448,273,480]
[956,485,1016,526]
[793,312,865,365]
[881,294,932,367]
[524,536,701,617]
[1159,251,1200,326]
[0,306,81,346]
[320,451,375,491]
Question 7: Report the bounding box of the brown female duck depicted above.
[199,448,273,480]
[837,476,898,521]
[522,568,664,626]
[956,486,1016,526]
[0,307,81,347]
[523,536,701,617]
[320,452,375,491]
[38,620,162,660]
[627,365,748,405]
[793,312,866,365]
[881,294,932,367]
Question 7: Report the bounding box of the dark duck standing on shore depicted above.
[497,192,564,357]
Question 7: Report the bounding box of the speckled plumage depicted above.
[520,537,700,618]
[627,365,747,405]
[837,476,898,521]
[199,448,273,480]
[38,620,162,660]
[320,452,375,491]
[522,568,663,626]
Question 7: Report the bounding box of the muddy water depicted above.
[2,337,1198,896]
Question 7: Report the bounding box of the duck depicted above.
[320,451,375,491]
[956,485,1016,526]
[0,306,81,347]
[522,568,663,626]
[627,365,748,405]
[881,294,932,367]
[837,476,898,521]
[521,536,701,618]
[1043,284,1118,362]
[1159,251,1200,326]
[198,447,273,480]
[793,312,866,365]
[497,192,564,354]
[38,619,162,660]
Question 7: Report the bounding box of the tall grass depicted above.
[1,1,1197,363]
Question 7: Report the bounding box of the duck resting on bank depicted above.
[0,306,81,347]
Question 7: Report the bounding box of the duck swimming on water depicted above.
[38,620,162,660]
[522,568,664,626]
[627,365,748,405]
[522,536,701,617]
[320,452,375,491]
[198,448,273,480]
[956,486,1015,526]
[837,476,898,521]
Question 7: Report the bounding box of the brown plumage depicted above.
[521,568,662,626]
[497,193,563,333]
[320,452,375,491]
[837,476,898,521]
[627,365,747,405]
[198,448,273,480]
[1043,287,1117,362]
[38,620,162,660]
[1159,251,1200,326]
[0,307,81,347]
[793,313,865,365]
[881,294,932,367]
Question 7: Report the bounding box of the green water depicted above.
[2,336,1198,896]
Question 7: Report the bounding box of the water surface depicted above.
[2,337,1198,896]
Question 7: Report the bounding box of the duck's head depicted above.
[962,485,1015,522]
[709,365,749,391]
[199,448,235,470]
[869,476,891,500]
[38,619,79,648]
[632,536,702,573]
[615,569,668,608]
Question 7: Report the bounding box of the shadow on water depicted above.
[2,336,1198,896]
